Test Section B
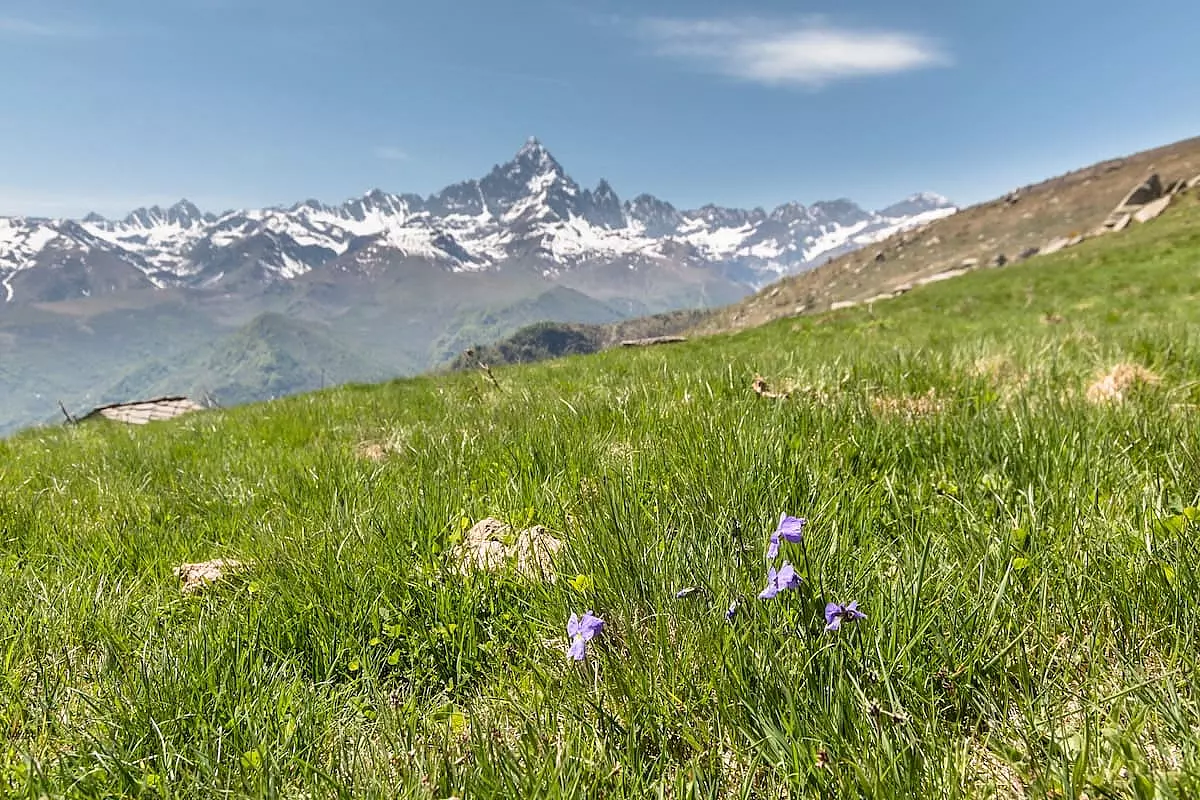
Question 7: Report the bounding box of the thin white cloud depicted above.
[639,17,949,87]
[373,146,409,162]
[0,16,96,39]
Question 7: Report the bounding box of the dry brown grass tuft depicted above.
[870,388,946,419]
[355,441,391,461]
[1085,363,1160,405]
[173,559,249,594]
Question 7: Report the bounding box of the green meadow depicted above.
[2,195,1199,798]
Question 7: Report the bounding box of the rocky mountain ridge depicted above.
[0,138,955,304]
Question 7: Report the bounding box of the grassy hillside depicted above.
[98,312,394,409]
[697,135,1200,335]
[428,286,627,365]
[1,196,1199,797]
[446,308,710,369]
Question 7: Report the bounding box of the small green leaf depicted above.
[1011,528,1029,550]
[1012,557,1032,572]
[240,749,262,771]
[348,660,361,673]
[387,649,401,666]
[369,637,383,647]
[1159,564,1177,589]
[1157,515,1187,536]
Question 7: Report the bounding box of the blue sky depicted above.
[1,0,1198,218]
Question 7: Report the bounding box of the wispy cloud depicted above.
[638,17,949,87]
[0,16,96,39]
[373,146,409,162]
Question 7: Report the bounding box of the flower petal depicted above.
[766,535,781,561]
[726,600,739,621]
[824,602,841,625]
[777,562,800,590]
[577,611,605,640]
[775,515,807,543]
[567,636,588,661]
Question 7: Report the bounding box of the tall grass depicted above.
[1,197,1199,798]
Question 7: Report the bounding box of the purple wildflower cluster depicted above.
[757,512,866,634]
[564,512,864,661]
[759,514,806,600]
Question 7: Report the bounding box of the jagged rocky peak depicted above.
[291,198,329,213]
[807,198,871,226]
[769,201,806,220]
[625,193,682,236]
[514,136,558,171]
[581,179,626,229]
[121,199,206,229]
[877,192,954,218]
[342,189,421,221]
[689,204,759,228]
[480,137,583,222]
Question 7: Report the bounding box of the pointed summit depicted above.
[167,199,204,226]
[509,136,561,175]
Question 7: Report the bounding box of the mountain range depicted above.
[0,138,954,304]
[0,138,955,435]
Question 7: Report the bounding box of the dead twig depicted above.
[58,400,77,425]
[465,349,503,392]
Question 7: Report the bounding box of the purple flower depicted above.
[566,611,605,661]
[758,562,801,600]
[824,601,866,632]
[767,514,807,560]
[726,599,740,622]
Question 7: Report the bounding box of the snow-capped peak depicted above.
[877,192,955,218]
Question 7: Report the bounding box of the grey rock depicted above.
[1133,196,1172,223]
[1041,236,1073,255]
[1118,174,1164,208]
